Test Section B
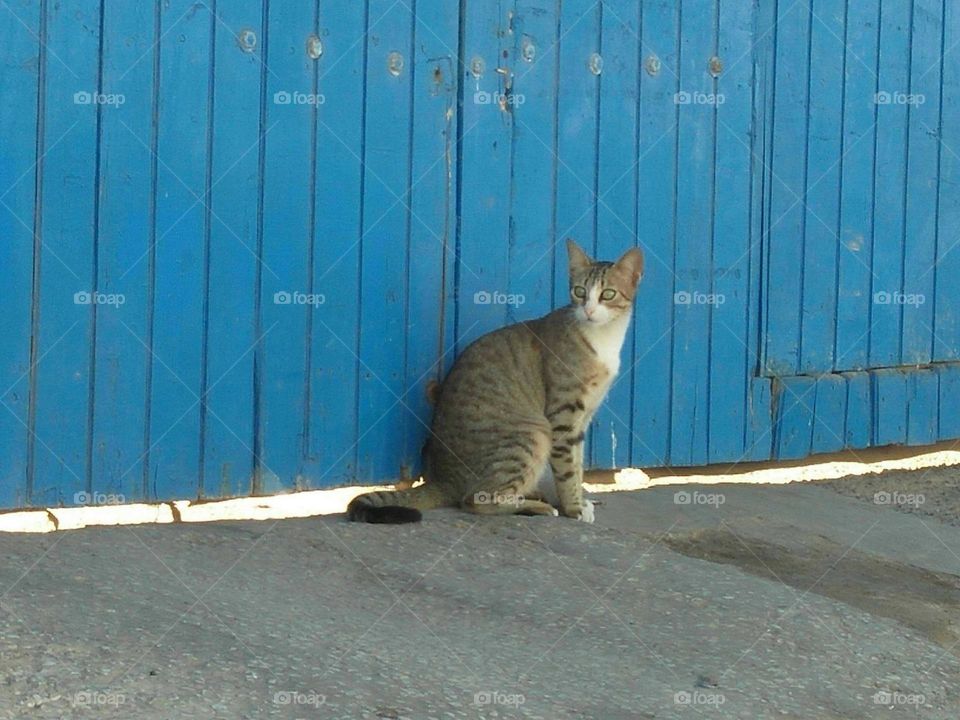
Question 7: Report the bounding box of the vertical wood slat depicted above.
[355,0,416,481]
[0,0,43,508]
[709,0,754,463]
[31,0,101,505]
[630,0,678,467]
[399,0,460,479]
[201,0,263,498]
[456,3,514,349]
[668,0,716,466]
[93,1,155,502]
[593,0,639,469]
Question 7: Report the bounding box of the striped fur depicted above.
[347,240,644,523]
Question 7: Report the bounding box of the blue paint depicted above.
[1,1,958,509]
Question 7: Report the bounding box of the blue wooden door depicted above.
[759,0,960,458]
[0,1,956,510]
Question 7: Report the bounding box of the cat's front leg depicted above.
[548,423,594,523]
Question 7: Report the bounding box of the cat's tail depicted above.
[346,482,451,524]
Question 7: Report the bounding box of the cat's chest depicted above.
[582,319,629,377]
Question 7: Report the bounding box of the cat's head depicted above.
[566,239,644,326]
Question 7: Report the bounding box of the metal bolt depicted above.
[645,54,661,76]
[588,52,603,75]
[521,38,536,62]
[387,51,404,76]
[306,34,323,60]
[237,28,257,53]
[709,56,723,77]
[471,55,485,77]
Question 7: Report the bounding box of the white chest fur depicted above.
[582,313,631,376]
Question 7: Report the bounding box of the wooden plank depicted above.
[745,377,774,461]
[306,2,369,487]
[91,1,156,503]
[868,0,911,368]
[399,0,459,480]
[834,0,880,372]
[906,369,938,446]
[456,3,514,348]
[257,1,318,492]
[774,376,814,460]
[933,0,959,361]
[31,0,101,506]
[200,0,263,498]
[708,0,753,462]
[763,0,810,376]
[872,368,908,447]
[811,374,846,454]
[509,0,559,323]
[630,0,679,466]
[0,0,42,508]
[668,0,715,465]
[355,0,415,482]
[147,0,212,501]
[937,364,960,440]
[593,0,639,469]
[842,371,872,448]
[900,0,941,365]
[799,0,844,373]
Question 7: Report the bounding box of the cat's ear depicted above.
[615,246,645,287]
[566,239,592,274]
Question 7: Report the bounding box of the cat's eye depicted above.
[572,286,586,299]
[600,289,617,301]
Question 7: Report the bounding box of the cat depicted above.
[347,239,644,524]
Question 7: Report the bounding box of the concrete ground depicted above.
[1,468,959,719]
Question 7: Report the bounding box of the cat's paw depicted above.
[562,500,595,523]
[578,499,595,524]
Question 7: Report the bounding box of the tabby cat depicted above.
[347,240,644,524]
